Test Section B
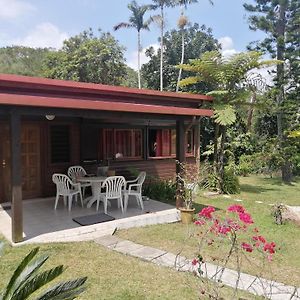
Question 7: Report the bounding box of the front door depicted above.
[21,124,41,199]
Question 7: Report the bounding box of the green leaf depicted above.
[213,105,236,126]
[36,277,87,300]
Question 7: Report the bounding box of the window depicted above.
[148,129,194,157]
[50,125,70,163]
[102,129,142,160]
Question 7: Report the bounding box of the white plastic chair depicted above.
[68,166,91,198]
[96,176,126,214]
[123,172,146,212]
[52,173,83,211]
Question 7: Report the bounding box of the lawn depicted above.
[0,238,260,299]
[117,175,300,287]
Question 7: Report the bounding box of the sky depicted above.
[0,0,267,70]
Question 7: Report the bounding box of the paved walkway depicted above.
[95,235,300,300]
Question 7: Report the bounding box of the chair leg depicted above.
[138,194,144,211]
[82,186,86,199]
[54,194,60,210]
[79,191,84,207]
[124,194,128,213]
[63,196,67,206]
[104,197,108,214]
[119,196,124,214]
[68,195,72,211]
[96,195,100,211]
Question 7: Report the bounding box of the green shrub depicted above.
[143,179,176,204]
[222,167,240,194]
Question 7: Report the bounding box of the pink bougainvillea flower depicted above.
[239,212,254,224]
[192,258,199,266]
[199,206,215,219]
[194,220,206,226]
[228,204,245,214]
[264,242,276,254]
[218,225,231,235]
[241,242,253,252]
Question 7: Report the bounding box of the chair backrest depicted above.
[137,172,146,185]
[68,166,87,182]
[103,176,126,199]
[52,173,73,195]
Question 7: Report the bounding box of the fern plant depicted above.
[179,50,280,192]
[0,244,87,300]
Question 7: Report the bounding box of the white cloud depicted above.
[127,43,160,70]
[0,0,36,20]
[11,22,68,49]
[218,36,238,58]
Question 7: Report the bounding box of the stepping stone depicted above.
[223,195,231,199]
[152,252,192,272]
[234,199,243,202]
[94,235,122,247]
[110,240,144,254]
[255,201,263,204]
[130,246,167,261]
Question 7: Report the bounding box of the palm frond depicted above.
[179,76,203,87]
[10,266,64,300]
[36,277,87,300]
[113,22,133,31]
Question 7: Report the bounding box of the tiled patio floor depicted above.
[0,197,179,244]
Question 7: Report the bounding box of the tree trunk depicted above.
[276,1,292,183]
[213,123,220,174]
[176,23,185,92]
[160,6,164,91]
[218,126,226,192]
[137,30,141,89]
[246,92,256,131]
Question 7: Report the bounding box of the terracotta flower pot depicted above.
[179,207,195,224]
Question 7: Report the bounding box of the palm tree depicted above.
[114,1,152,89]
[175,0,213,92]
[180,51,279,192]
[151,0,177,91]
[0,246,87,300]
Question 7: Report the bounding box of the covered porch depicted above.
[0,197,177,244]
[0,74,213,243]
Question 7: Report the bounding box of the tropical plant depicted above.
[179,50,279,192]
[114,1,153,89]
[150,0,177,91]
[0,245,87,300]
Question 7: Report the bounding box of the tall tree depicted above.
[141,23,219,91]
[175,0,213,92]
[151,0,177,91]
[244,0,300,182]
[114,0,153,89]
[43,29,127,85]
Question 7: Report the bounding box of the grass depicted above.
[117,175,300,287]
[0,238,260,299]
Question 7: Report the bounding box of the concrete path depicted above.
[95,235,300,300]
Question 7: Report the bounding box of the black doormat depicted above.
[72,213,115,226]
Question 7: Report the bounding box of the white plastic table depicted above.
[77,176,106,208]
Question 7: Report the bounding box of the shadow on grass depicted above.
[259,177,298,187]
[240,184,277,194]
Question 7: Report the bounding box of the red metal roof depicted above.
[0,93,213,117]
[0,74,212,102]
[0,74,214,117]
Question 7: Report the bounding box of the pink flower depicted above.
[241,242,253,252]
[228,205,245,214]
[192,258,199,266]
[239,212,253,224]
[253,235,266,245]
[194,220,206,226]
[218,225,231,235]
[264,242,276,254]
[199,206,215,219]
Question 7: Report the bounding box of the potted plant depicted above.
[177,161,199,224]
